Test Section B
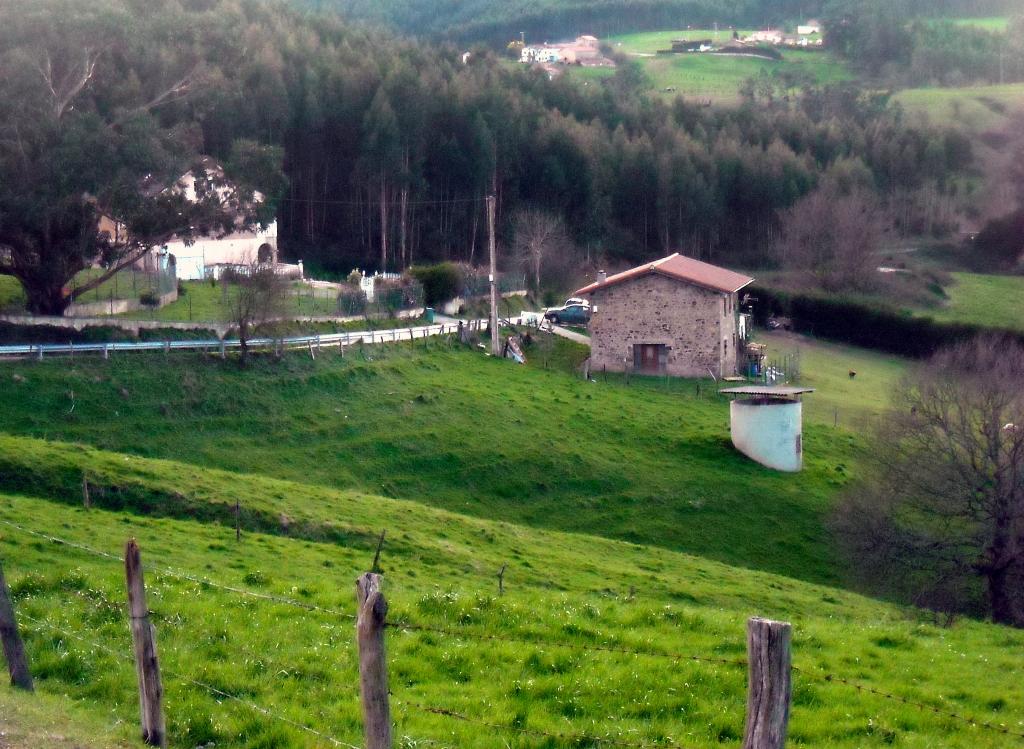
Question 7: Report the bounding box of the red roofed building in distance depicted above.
[576,253,754,378]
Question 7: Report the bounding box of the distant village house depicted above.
[576,253,754,378]
[520,35,612,67]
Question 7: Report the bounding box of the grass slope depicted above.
[0,339,860,584]
[893,82,1024,131]
[925,271,1024,331]
[0,685,133,748]
[1,445,1022,748]
[756,330,908,427]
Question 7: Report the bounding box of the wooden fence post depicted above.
[0,560,33,691]
[125,539,166,748]
[743,617,791,749]
[356,572,391,749]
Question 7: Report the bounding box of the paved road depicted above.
[547,324,591,345]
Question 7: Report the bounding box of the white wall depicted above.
[163,221,278,280]
[729,398,804,472]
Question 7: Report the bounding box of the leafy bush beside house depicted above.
[408,263,463,306]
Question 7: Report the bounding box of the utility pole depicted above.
[487,194,500,357]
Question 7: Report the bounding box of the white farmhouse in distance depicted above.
[797,19,822,35]
[99,158,280,281]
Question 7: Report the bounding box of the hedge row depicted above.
[0,322,219,345]
[749,285,1024,359]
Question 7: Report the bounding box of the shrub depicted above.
[408,263,462,306]
[336,288,367,316]
[139,291,160,308]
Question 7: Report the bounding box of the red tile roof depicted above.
[575,253,754,296]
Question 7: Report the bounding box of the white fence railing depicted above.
[0,317,536,359]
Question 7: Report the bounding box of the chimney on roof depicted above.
[597,269,607,283]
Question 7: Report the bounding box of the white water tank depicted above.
[720,386,815,472]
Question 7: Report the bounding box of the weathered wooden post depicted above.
[234,499,241,542]
[356,573,391,749]
[497,564,507,596]
[0,560,33,691]
[743,617,792,749]
[124,539,166,747]
[82,475,91,509]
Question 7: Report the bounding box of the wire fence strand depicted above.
[792,664,1024,740]
[7,517,1023,743]
[0,517,356,621]
[387,617,747,668]
[17,611,362,749]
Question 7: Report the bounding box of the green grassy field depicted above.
[947,16,1011,31]
[0,685,132,748]
[923,271,1024,330]
[2,436,1023,748]
[603,29,851,101]
[757,330,907,427]
[0,338,859,585]
[2,334,1021,747]
[893,82,1024,131]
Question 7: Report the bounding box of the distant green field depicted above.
[893,82,1024,131]
[609,28,755,55]
[757,330,907,428]
[925,271,1024,331]
[947,16,1011,31]
[603,29,851,101]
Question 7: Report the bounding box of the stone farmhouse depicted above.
[575,253,754,378]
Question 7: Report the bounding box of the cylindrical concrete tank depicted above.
[729,397,804,472]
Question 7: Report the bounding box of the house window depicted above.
[633,344,668,373]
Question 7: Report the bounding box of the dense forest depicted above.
[306,0,1018,45]
[0,0,988,311]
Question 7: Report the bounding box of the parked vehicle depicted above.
[543,303,591,325]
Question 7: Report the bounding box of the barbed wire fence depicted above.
[0,517,1021,748]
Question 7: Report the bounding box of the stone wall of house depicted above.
[588,274,739,377]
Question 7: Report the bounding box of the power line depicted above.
[278,194,487,208]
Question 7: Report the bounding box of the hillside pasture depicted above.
[893,82,1024,131]
[946,16,1011,31]
[0,340,860,585]
[1,440,1023,748]
[924,271,1024,331]
[604,30,852,101]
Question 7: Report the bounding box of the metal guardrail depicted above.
[0,317,536,359]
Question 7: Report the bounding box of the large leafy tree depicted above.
[0,0,280,314]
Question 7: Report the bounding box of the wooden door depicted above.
[633,344,666,373]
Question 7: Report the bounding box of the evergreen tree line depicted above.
[0,0,980,311]
[307,0,1016,47]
